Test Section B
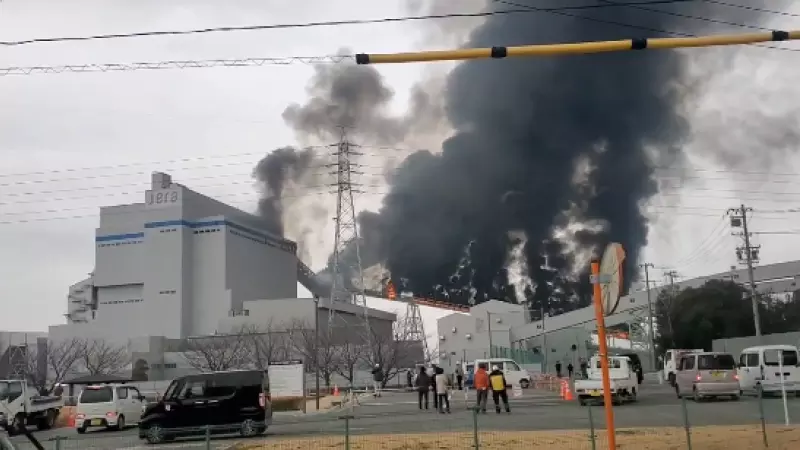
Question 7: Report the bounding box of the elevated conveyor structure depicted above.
[296,259,469,312]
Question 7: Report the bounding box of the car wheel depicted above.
[37,409,56,430]
[520,379,530,389]
[145,424,165,444]
[76,427,86,434]
[693,387,701,402]
[114,415,125,431]
[9,414,25,436]
[240,419,258,437]
[731,394,740,401]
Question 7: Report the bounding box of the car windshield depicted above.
[162,380,179,400]
[80,387,113,403]
[697,354,736,370]
[0,381,21,401]
[0,382,8,400]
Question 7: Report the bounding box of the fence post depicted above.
[757,384,769,448]
[341,415,353,450]
[472,406,480,449]
[587,405,597,450]
[52,436,66,450]
[205,424,211,450]
[680,396,693,450]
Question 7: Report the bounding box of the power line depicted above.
[0,1,696,47]
[702,0,800,19]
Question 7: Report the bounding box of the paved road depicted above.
[10,381,800,449]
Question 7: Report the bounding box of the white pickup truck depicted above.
[574,356,639,406]
[0,380,63,435]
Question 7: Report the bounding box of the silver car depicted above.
[675,352,740,401]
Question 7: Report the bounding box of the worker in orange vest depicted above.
[473,362,490,413]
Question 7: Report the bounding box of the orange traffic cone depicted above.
[333,385,340,397]
[559,380,566,399]
[564,382,574,401]
[67,411,75,427]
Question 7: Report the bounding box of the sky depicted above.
[3,0,800,338]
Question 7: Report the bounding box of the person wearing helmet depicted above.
[371,364,384,397]
[488,365,511,413]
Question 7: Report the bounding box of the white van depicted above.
[737,345,800,395]
[473,358,531,388]
[75,384,145,433]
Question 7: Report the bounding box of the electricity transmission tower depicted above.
[4,335,29,381]
[327,130,372,345]
[728,204,762,337]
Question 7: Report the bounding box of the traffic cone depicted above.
[333,385,340,397]
[67,411,75,427]
[564,382,574,401]
[559,381,566,399]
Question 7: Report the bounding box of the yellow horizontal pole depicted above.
[355,30,800,65]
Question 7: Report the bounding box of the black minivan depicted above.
[138,370,272,444]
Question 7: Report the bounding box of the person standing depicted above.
[415,366,430,410]
[488,365,511,414]
[455,364,464,390]
[429,364,439,409]
[567,362,574,379]
[473,362,490,413]
[555,360,563,378]
[371,364,384,397]
[434,367,451,413]
[407,369,414,389]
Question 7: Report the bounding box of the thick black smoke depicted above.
[257,1,773,311]
[359,0,770,310]
[253,147,315,236]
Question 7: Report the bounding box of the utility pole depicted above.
[728,205,762,338]
[313,296,320,411]
[487,312,494,357]
[640,263,656,371]
[663,270,679,347]
[327,129,372,356]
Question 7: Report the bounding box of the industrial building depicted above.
[437,260,800,374]
[27,172,401,382]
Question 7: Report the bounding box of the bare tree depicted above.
[182,333,249,372]
[288,319,337,389]
[81,339,129,375]
[367,316,420,388]
[239,322,290,370]
[43,338,86,389]
[333,333,367,386]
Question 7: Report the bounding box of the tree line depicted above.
[655,279,800,352]
[182,315,433,389]
[0,337,128,394]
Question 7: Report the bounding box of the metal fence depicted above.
[6,385,800,450]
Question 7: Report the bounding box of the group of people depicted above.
[555,359,589,379]
[412,363,511,414]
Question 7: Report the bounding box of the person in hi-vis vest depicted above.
[488,365,511,413]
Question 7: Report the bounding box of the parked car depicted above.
[675,351,739,401]
[75,384,146,433]
[138,369,272,444]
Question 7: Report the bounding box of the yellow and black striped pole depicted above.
[355,30,800,65]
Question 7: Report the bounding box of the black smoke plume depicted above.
[357,0,770,310]
[253,147,316,236]
[256,1,773,311]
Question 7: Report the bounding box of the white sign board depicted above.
[268,360,304,398]
[512,384,523,398]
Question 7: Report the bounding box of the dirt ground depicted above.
[233,425,800,449]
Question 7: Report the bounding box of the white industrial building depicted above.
[437,260,800,374]
[47,172,395,354]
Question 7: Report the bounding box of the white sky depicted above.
[3,0,800,339]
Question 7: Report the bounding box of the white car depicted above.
[75,384,145,433]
